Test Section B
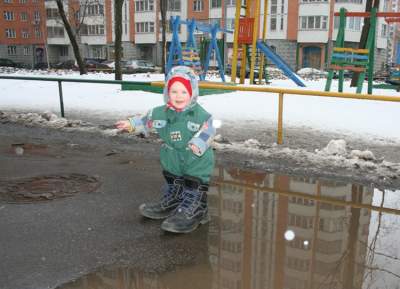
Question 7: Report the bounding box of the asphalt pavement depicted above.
[0,124,210,289]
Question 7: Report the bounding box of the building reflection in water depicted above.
[59,166,400,289]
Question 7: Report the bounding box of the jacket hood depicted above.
[164,66,199,110]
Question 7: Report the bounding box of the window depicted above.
[335,0,362,3]
[135,0,154,11]
[270,16,277,30]
[80,24,105,35]
[20,12,28,21]
[60,46,68,56]
[3,11,14,20]
[87,4,104,16]
[21,29,29,38]
[270,0,277,14]
[299,16,328,30]
[47,26,64,37]
[23,46,30,56]
[225,18,235,30]
[34,27,41,38]
[301,0,328,2]
[211,0,221,8]
[225,0,235,6]
[19,0,27,3]
[46,8,59,19]
[3,0,12,3]
[168,0,180,11]
[5,28,16,38]
[382,24,388,37]
[135,21,154,33]
[7,45,17,55]
[34,11,40,21]
[193,0,203,11]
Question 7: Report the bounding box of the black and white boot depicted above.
[161,176,210,233]
[139,171,184,220]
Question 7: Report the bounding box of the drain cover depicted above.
[0,174,100,203]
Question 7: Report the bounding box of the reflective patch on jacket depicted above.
[187,121,201,132]
[153,120,167,129]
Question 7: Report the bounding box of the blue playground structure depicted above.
[166,16,232,82]
[167,16,305,87]
[256,41,306,87]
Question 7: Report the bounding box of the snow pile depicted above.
[320,139,347,156]
[214,137,400,182]
[0,111,83,129]
[297,68,327,80]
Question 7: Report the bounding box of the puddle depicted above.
[58,167,400,289]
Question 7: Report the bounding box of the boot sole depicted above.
[161,214,210,233]
[139,204,173,220]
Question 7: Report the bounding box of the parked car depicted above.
[82,59,110,71]
[0,58,22,68]
[52,60,77,70]
[124,60,156,73]
[103,60,128,71]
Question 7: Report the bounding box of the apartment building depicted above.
[1,0,392,71]
[0,0,47,67]
[258,0,390,71]
[387,0,400,65]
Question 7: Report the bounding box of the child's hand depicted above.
[189,144,201,155]
[115,120,132,132]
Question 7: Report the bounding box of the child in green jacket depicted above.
[115,66,216,233]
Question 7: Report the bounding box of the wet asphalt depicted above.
[0,124,210,289]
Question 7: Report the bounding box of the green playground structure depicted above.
[326,8,400,94]
[325,8,376,94]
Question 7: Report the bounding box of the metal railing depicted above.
[1,75,400,144]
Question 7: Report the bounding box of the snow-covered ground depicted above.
[1,69,400,186]
[1,69,399,141]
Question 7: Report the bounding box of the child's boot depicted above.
[139,171,184,219]
[161,176,210,233]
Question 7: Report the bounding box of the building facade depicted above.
[0,0,393,71]
[0,0,47,67]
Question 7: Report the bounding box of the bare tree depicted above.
[114,0,124,80]
[160,0,167,74]
[55,0,87,74]
[350,0,380,86]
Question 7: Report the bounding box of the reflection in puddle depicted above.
[10,143,48,156]
[58,167,400,289]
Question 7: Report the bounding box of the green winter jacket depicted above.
[128,66,216,183]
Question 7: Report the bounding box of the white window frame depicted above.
[5,28,16,38]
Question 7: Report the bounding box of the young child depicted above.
[115,66,216,233]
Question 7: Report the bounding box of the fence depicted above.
[1,75,400,144]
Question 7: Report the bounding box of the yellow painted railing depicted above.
[152,81,400,144]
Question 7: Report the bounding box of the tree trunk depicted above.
[160,0,167,74]
[114,0,124,80]
[55,0,86,75]
[350,0,380,86]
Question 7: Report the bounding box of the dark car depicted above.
[84,59,111,71]
[52,60,78,70]
[0,58,22,68]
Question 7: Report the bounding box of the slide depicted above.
[256,40,306,87]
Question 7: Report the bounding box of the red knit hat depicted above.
[167,76,192,97]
